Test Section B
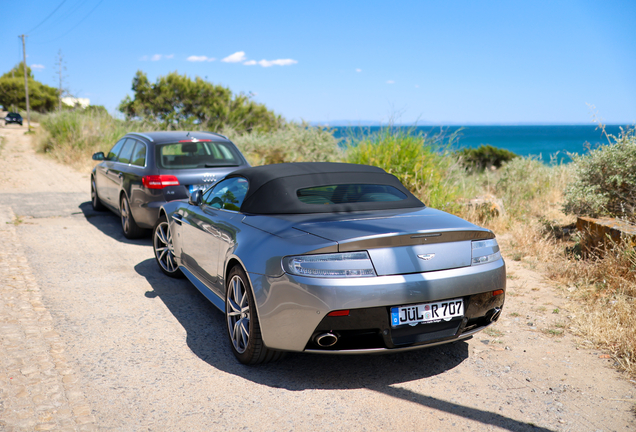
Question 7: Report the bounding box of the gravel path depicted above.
[0,125,634,431]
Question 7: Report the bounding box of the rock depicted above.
[576,216,636,258]
[467,194,505,218]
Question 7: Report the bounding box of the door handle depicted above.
[171,214,183,225]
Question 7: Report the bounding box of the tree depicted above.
[0,62,58,112]
[118,71,283,133]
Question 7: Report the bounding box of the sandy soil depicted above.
[0,124,634,431]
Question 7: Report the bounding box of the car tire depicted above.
[91,178,107,212]
[225,265,285,365]
[152,214,183,278]
[120,194,146,239]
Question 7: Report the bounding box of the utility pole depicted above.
[19,34,31,130]
[58,52,62,111]
[11,69,15,112]
[55,50,66,112]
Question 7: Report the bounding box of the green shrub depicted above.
[457,144,518,171]
[345,127,465,211]
[495,156,571,218]
[84,105,109,115]
[563,128,636,221]
[227,122,341,166]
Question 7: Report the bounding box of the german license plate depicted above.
[391,298,463,327]
[188,184,206,194]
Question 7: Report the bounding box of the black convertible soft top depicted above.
[227,162,425,214]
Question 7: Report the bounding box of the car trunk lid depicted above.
[291,208,492,276]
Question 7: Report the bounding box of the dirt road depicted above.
[0,125,634,431]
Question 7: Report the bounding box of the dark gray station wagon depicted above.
[91,131,249,238]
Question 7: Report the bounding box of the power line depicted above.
[25,0,69,34]
[34,0,105,44]
[47,0,92,31]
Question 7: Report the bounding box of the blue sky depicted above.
[2,0,635,124]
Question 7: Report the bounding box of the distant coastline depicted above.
[311,120,631,127]
[326,124,633,163]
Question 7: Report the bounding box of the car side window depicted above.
[202,177,249,212]
[117,139,136,165]
[106,139,126,161]
[130,142,147,167]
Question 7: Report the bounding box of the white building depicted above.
[61,97,90,109]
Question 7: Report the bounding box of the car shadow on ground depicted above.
[135,258,553,432]
[78,201,152,245]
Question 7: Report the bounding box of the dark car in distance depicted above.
[4,112,23,126]
[91,131,250,238]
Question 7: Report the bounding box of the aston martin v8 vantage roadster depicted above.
[152,162,506,364]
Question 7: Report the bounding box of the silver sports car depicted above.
[153,162,506,364]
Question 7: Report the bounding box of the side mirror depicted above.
[92,152,105,161]
[189,190,203,206]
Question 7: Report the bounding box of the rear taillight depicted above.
[282,252,376,278]
[471,238,501,265]
[142,175,180,189]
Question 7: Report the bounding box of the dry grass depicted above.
[495,204,636,377]
[461,162,636,378]
[545,242,636,375]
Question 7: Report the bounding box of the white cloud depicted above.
[222,51,247,63]
[255,59,298,67]
[30,64,45,70]
[187,55,215,62]
[356,68,362,73]
[141,54,174,61]
[387,80,395,84]
[223,52,298,67]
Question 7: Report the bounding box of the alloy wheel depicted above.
[120,197,130,233]
[226,275,250,354]
[154,221,177,273]
[91,181,98,206]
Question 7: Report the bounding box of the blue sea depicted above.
[330,125,631,164]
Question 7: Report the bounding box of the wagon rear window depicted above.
[297,184,407,205]
[158,141,240,169]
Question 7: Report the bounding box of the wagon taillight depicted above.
[142,175,180,189]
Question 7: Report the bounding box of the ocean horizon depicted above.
[327,124,632,163]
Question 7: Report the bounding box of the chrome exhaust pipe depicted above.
[490,307,502,322]
[315,332,338,347]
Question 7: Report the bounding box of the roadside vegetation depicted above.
[35,109,158,170]
[490,128,636,378]
[27,69,636,379]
